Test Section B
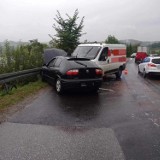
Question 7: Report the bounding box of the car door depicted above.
[41,58,55,79]
[48,57,63,81]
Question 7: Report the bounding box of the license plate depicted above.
[81,83,87,87]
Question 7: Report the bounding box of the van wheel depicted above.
[115,68,122,79]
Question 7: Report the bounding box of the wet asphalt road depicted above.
[1,59,160,159]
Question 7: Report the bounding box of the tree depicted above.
[3,40,15,72]
[105,35,119,44]
[126,43,139,57]
[49,9,84,55]
[26,39,47,68]
[126,44,132,57]
[0,40,48,74]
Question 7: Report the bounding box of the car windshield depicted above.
[72,46,101,60]
[152,58,160,64]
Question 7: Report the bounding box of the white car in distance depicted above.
[138,56,160,78]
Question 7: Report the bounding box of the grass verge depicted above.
[0,80,48,111]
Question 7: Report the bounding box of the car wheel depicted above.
[135,59,137,63]
[138,66,140,74]
[115,68,122,79]
[143,70,147,78]
[55,78,63,94]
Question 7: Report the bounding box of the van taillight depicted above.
[66,69,79,76]
[148,63,156,67]
[96,69,102,75]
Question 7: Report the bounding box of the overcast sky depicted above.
[0,0,160,42]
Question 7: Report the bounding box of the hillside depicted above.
[119,39,160,46]
[0,41,28,47]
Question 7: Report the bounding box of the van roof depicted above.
[78,43,126,48]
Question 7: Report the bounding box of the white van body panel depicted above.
[73,43,126,76]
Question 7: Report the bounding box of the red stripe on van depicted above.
[111,49,126,56]
[111,57,119,63]
[119,49,126,55]
[111,57,126,63]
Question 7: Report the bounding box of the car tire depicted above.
[138,66,140,74]
[115,68,122,79]
[135,59,137,63]
[55,78,63,94]
[143,70,147,78]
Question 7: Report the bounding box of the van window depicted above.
[72,46,101,59]
[99,47,108,61]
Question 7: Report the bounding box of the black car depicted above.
[41,56,103,94]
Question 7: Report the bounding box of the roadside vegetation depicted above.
[148,42,160,55]
[126,43,138,57]
[0,39,48,74]
[0,80,48,111]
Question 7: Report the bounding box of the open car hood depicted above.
[43,48,67,64]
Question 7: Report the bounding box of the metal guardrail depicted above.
[0,68,41,94]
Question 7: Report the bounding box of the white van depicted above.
[72,43,127,78]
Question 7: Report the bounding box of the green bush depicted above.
[0,40,48,74]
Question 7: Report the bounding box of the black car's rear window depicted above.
[152,58,160,64]
[54,58,63,67]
